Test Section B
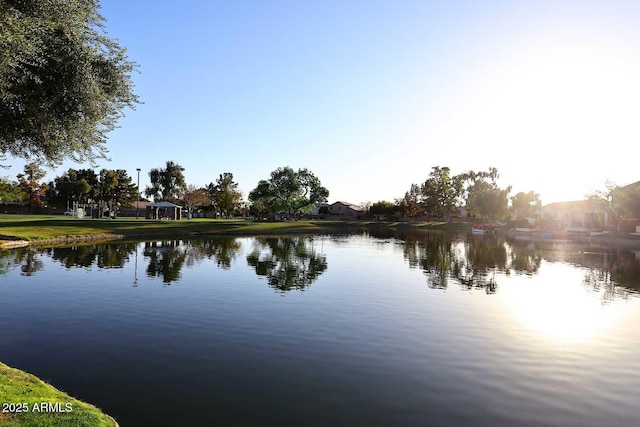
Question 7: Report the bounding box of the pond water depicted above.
[1,231,640,427]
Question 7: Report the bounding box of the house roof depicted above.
[621,180,640,191]
[330,201,365,211]
[148,201,182,208]
[542,200,587,209]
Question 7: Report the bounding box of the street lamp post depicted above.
[136,168,141,219]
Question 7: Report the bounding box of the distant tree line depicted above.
[4,159,640,226]
[46,166,138,217]
[369,166,536,223]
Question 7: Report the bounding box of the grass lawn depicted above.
[0,362,117,427]
[0,214,466,244]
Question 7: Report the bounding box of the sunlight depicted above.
[429,37,640,202]
[500,262,631,344]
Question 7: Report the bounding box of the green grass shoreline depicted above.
[0,215,464,247]
[0,362,117,427]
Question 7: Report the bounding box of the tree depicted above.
[46,168,98,208]
[369,200,396,220]
[403,183,424,218]
[183,185,210,218]
[588,181,640,231]
[17,162,48,212]
[464,167,511,222]
[206,172,242,218]
[145,161,186,202]
[96,169,137,217]
[0,178,22,202]
[0,0,140,165]
[248,167,329,219]
[510,191,541,220]
[248,180,274,219]
[612,183,640,220]
[421,166,461,221]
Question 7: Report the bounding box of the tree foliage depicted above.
[183,185,210,217]
[47,168,98,206]
[614,184,640,219]
[588,181,640,230]
[369,200,397,220]
[46,167,136,216]
[17,162,48,211]
[248,167,329,219]
[145,161,186,202]
[403,183,424,217]
[464,167,511,222]
[96,168,137,215]
[206,172,242,218]
[0,177,22,202]
[510,191,541,219]
[0,0,140,165]
[421,166,462,221]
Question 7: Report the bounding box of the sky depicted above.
[4,0,640,205]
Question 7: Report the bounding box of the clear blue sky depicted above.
[4,0,640,205]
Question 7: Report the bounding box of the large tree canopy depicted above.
[464,167,511,222]
[206,172,242,218]
[248,167,329,219]
[145,161,186,202]
[0,0,139,165]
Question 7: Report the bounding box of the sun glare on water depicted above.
[500,261,635,345]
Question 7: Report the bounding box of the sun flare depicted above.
[500,262,631,344]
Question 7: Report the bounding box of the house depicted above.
[541,200,604,232]
[329,201,365,219]
[308,203,330,216]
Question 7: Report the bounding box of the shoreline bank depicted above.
[0,361,118,427]
[2,216,640,249]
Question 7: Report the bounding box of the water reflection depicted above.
[0,250,18,275]
[246,237,328,292]
[144,241,188,284]
[186,239,242,270]
[399,232,507,292]
[48,243,138,269]
[1,234,639,299]
[0,247,44,276]
[141,238,243,284]
[397,231,640,298]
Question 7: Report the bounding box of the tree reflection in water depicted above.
[579,250,640,302]
[504,239,640,302]
[401,232,454,289]
[0,249,25,276]
[399,231,547,293]
[144,240,187,284]
[0,247,44,276]
[143,238,243,284]
[20,248,44,276]
[48,243,138,269]
[246,237,328,292]
[0,235,639,300]
[186,238,242,270]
